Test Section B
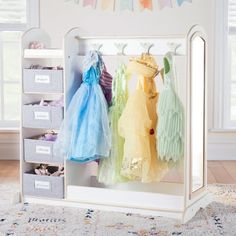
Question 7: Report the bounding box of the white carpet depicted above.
[0,184,236,236]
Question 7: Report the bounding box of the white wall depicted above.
[39,0,214,47]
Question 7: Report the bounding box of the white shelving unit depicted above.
[21,28,65,199]
[21,26,211,223]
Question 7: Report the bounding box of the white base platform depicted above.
[24,187,212,223]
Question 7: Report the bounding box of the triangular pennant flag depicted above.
[158,0,172,9]
[101,0,115,10]
[120,0,133,11]
[139,0,153,11]
[176,0,192,6]
[83,0,96,8]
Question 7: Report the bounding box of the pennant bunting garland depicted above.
[120,0,133,11]
[101,0,114,10]
[139,0,153,11]
[83,0,96,8]
[158,0,172,9]
[176,0,192,6]
[66,0,193,11]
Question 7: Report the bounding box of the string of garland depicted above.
[65,0,192,11]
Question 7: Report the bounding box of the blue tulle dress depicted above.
[54,51,111,163]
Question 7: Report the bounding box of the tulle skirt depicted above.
[157,87,184,162]
[97,105,128,185]
[54,83,111,163]
[118,89,169,183]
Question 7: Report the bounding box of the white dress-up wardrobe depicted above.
[20,25,211,223]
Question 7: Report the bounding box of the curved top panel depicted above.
[187,25,207,41]
[22,28,51,49]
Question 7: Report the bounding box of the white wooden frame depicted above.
[187,26,208,202]
[20,25,211,223]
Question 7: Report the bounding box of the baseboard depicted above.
[208,143,236,160]
[208,131,236,160]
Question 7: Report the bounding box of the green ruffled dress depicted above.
[97,64,129,185]
[157,52,184,163]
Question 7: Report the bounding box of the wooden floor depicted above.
[207,161,236,184]
[0,160,236,184]
[0,161,20,184]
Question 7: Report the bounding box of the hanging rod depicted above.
[74,35,186,40]
[72,35,187,56]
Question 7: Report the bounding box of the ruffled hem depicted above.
[157,87,184,163]
[69,153,110,163]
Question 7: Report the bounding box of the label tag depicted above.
[35,180,51,190]
[36,145,51,155]
[35,75,50,84]
[34,111,50,120]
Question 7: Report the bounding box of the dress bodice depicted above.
[112,64,129,109]
[82,66,100,85]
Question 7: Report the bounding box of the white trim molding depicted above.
[206,0,236,160]
[27,0,40,29]
[208,131,236,160]
[213,0,229,129]
[214,0,236,129]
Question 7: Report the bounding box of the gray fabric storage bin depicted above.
[22,104,63,129]
[23,69,64,93]
[24,138,63,164]
[23,172,64,199]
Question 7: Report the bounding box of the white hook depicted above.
[167,42,181,54]
[91,43,103,52]
[114,43,127,55]
[140,42,154,54]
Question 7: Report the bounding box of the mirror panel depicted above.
[190,35,206,194]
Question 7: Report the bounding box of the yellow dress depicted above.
[118,54,168,183]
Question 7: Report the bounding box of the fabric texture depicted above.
[54,51,111,163]
[118,54,168,182]
[98,64,129,185]
[99,65,113,106]
[157,52,184,162]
